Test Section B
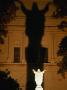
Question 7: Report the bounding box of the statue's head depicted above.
[37,69,41,72]
[32,2,38,12]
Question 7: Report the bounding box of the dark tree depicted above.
[0,70,19,90]
[0,0,17,25]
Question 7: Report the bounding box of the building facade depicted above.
[0,1,67,90]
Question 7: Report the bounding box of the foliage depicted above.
[0,0,18,25]
[0,70,20,90]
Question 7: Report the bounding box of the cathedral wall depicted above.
[0,1,67,90]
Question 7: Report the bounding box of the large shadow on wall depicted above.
[19,1,50,90]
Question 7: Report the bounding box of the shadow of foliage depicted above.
[0,0,19,44]
[53,0,67,17]
[0,25,8,44]
[57,21,67,31]
[57,36,67,79]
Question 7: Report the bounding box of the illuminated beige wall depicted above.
[44,64,67,90]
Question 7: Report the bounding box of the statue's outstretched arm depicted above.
[32,69,36,74]
[42,69,46,74]
[41,2,51,14]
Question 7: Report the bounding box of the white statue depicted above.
[32,69,46,87]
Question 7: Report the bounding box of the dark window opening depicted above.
[14,47,20,63]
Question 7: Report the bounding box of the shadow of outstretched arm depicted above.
[17,0,31,14]
[40,2,51,14]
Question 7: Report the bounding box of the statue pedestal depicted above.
[35,86,43,90]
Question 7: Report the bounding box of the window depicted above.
[14,47,20,63]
